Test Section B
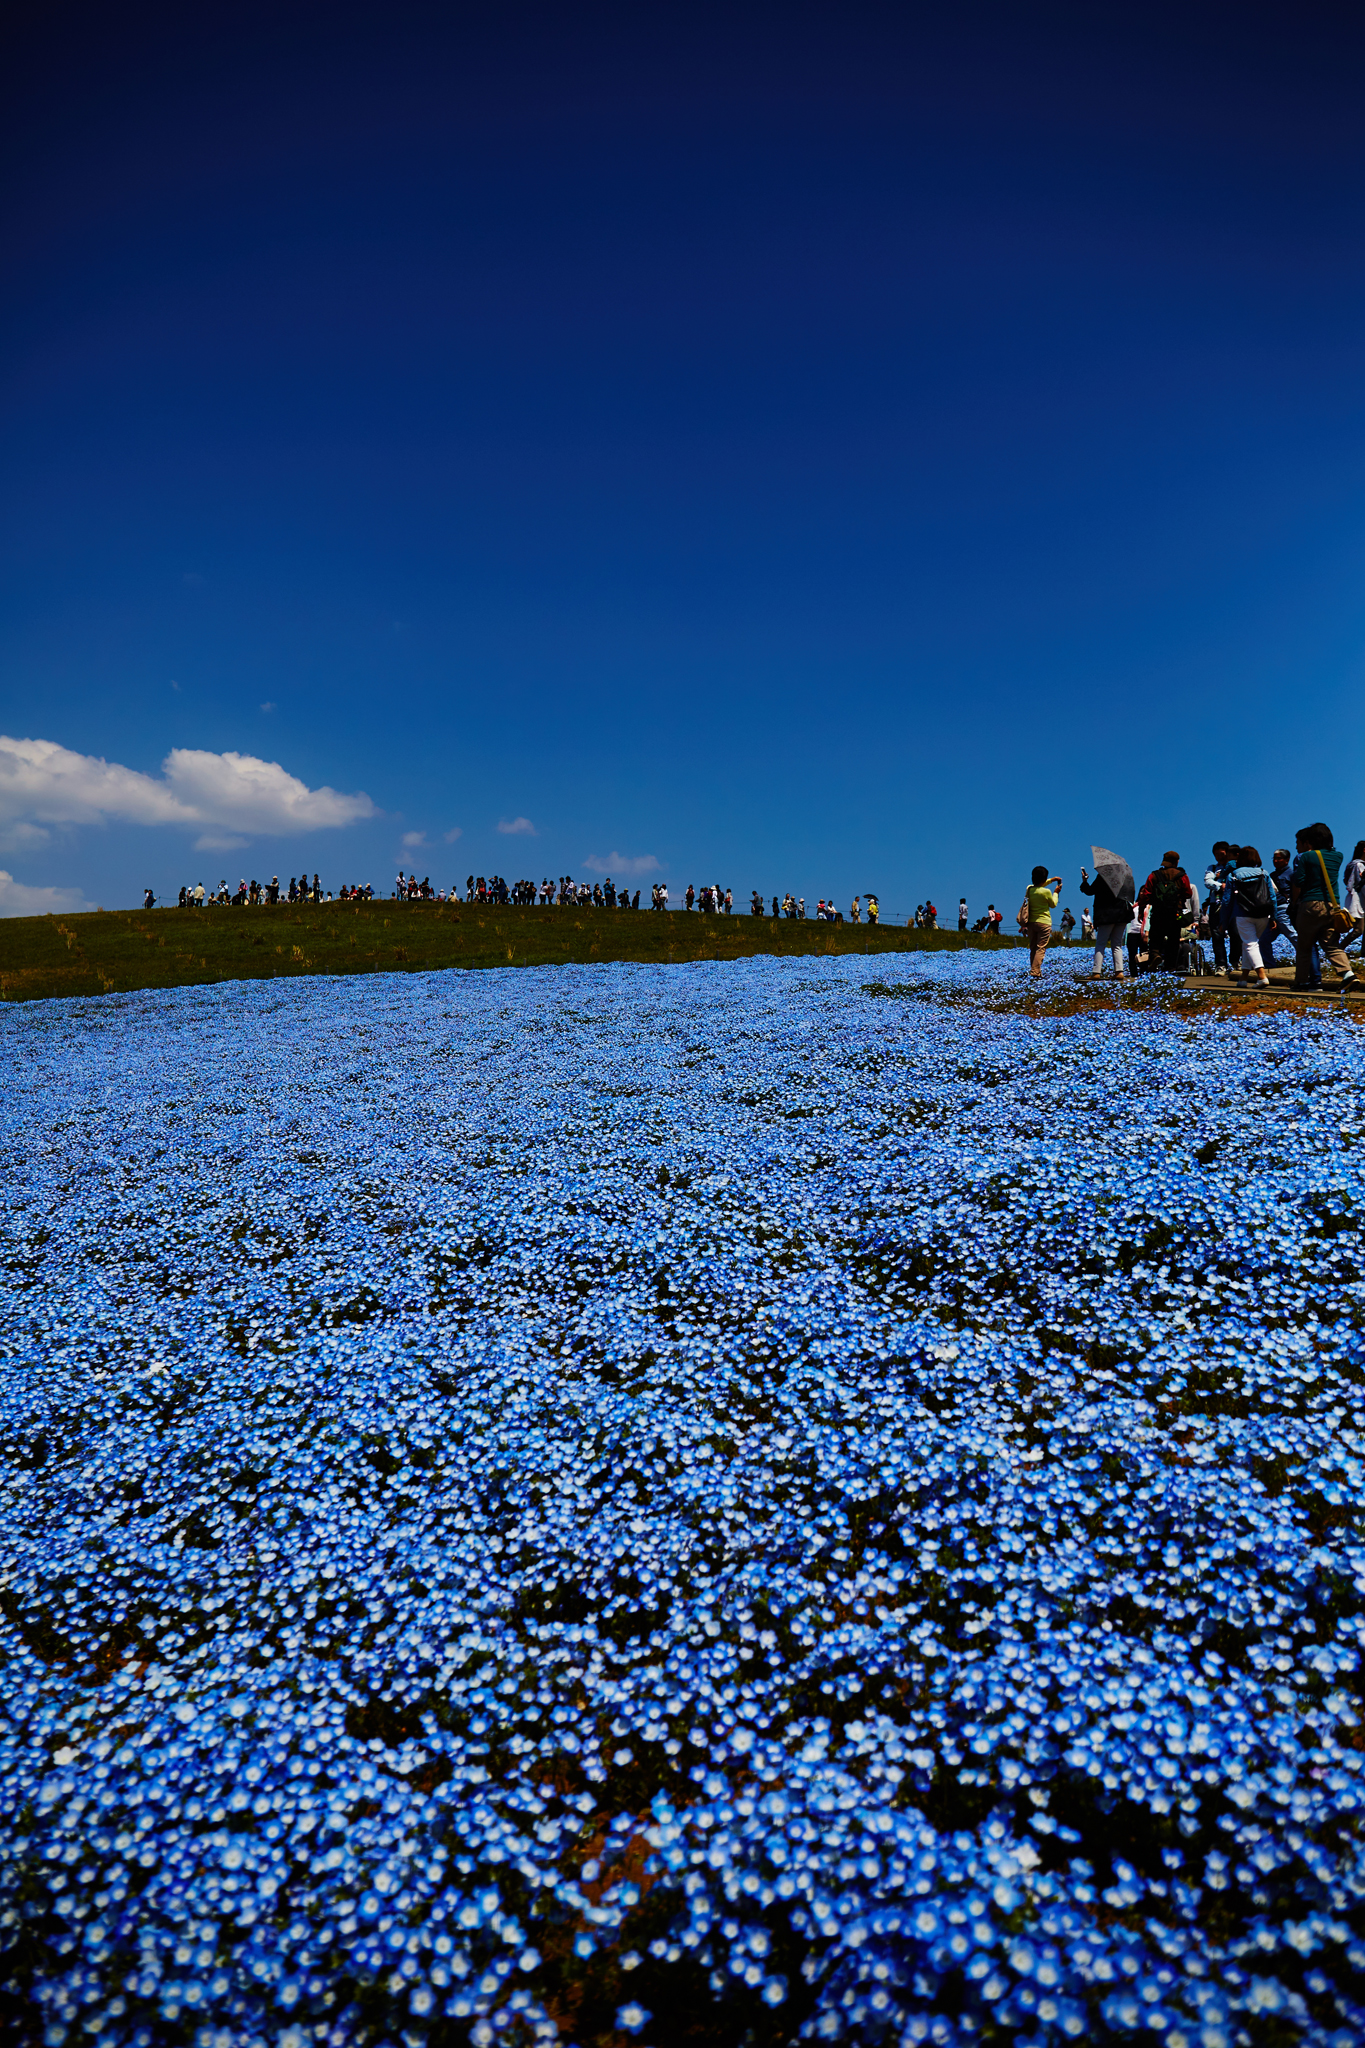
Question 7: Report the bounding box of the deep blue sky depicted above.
[3,1,1365,917]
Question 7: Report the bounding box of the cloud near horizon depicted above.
[582,850,660,878]
[496,816,536,836]
[0,737,376,839]
[0,869,89,917]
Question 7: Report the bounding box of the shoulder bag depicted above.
[1315,850,1357,933]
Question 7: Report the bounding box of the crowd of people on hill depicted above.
[159,871,644,908]
[387,871,654,906]
[153,870,1020,928]
[1020,824,1365,988]
[145,871,1018,936]
[160,874,375,909]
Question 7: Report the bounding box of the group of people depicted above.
[532,876,643,906]
[155,871,668,911]
[548,876,641,907]
[150,875,1005,933]
[162,874,352,909]
[391,872,644,906]
[738,892,889,922]
[1021,825,1365,988]
[960,902,1006,934]
[395,872,442,901]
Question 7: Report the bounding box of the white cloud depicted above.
[497,816,536,836]
[259,701,276,713]
[0,736,194,827]
[0,870,89,918]
[0,821,51,852]
[195,833,248,851]
[402,830,428,848]
[161,749,375,832]
[583,850,661,877]
[443,826,463,844]
[0,736,376,838]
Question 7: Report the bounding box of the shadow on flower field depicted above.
[1,952,1363,2048]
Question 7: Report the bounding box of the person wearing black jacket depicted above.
[1138,852,1196,974]
[1080,864,1133,978]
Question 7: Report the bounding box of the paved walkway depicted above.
[1182,967,1365,1005]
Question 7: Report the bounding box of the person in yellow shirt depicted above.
[1024,864,1063,978]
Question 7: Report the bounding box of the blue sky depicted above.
[3,2,1365,918]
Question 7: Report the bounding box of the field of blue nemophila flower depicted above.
[1,954,1363,2048]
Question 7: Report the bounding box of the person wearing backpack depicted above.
[1228,845,1277,986]
[1138,852,1196,974]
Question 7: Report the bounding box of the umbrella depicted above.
[1090,845,1134,901]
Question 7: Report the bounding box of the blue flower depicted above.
[1,955,1360,2043]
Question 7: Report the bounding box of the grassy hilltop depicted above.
[0,902,1019,1004]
